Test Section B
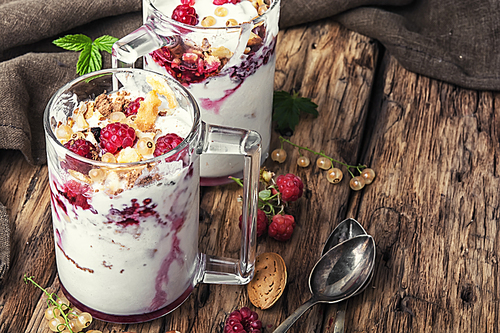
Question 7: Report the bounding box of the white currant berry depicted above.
[297,156,310,167]
[88,168,105,183]
[109,111,127,123]
[361,168,376,185]
[48,317,65,332]
[77,312,93,328]
[349,176,365,191]
[68,318,84,332]
[137,137,155,156]
[326,168,343,184]
[271,148,287,163]
[56,296,70,311]
[44,306,61,320]
[316,157,332,170]
[55,124,73,141]
[101,152,116,163]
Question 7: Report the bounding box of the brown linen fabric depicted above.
[0,0,499,278]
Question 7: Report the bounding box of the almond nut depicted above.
[247,252,287,309]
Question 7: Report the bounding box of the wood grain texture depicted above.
[327,54,500,332]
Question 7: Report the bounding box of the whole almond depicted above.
[247,252,287,309]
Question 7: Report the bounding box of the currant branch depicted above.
[278,136,365,178]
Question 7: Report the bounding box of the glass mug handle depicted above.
[112,23,178,67]
[197,122,261,284]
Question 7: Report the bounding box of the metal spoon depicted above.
[273,235,376,333]
[322,218,373,333]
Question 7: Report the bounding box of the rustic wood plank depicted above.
[334,53,500,332]
[0,150,54,333]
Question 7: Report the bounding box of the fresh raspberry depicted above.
[224,307,262,333]
[172,4,199,26]
[62,180,92,210]
[268,214,295,241]
[64,139,97,159]
[276,173,303,202]
[124,97,144,116]
[153,133,184,157]
[239,209,268,238]
[100,123,136,154]
[181,0,195,5]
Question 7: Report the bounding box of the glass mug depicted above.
[44,68,260,323]
[113,0,280,185]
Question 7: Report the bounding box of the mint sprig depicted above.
[53,34,119,76]
[272,90,319,132]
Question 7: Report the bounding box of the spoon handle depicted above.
[333,301,347,333]
[273,298,317,333]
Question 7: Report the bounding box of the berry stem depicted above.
[279,136,365,178]
[24,274,75,333]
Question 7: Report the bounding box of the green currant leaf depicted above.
[53,34,92,51]
[77,43,102,76]
[94,35,119,54]
[259,189,271,201]
[272,90,319,131]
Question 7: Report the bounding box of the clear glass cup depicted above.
[44,68,260,323]
[112,0,280,185]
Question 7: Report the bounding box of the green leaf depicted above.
[94,35,119,54]
[77,43,102,76]
[259,189,271,201]
[53,34,92,51]
[272,90,319,132]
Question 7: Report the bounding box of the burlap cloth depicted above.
[0,0,499,278]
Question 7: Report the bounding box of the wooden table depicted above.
[1,17,499,333]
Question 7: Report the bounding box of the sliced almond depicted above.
[247,252,287,309]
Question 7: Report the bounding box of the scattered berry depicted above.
[181,0,195,5]
[271,148,287,163]
[297,155,310,167]
[268,214,295,241]
[349,176,365,191]
[124,97,144,116]
[276,173,303,202]
[316,156,332,170]
[153,133,184,157]
[326,167,343,184]
[224,307,262,333]
[100,122,136,154]
[239,209,268,237]
[63,139,97,159]
[361,168,376,185]
[172,4,199,26]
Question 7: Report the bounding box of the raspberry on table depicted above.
[268,214,295,241]
[63,139,97,159]
[224,307,262,333]
[172,4,199,26]
[153,133,184,157]
[239,209,268,238]
[275,173,303,202]
[100,123,136,154]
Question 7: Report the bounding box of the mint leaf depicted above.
[77,43,102,76]
[94,35,119,54]
[53,34,92,51]
[272,91,319,132]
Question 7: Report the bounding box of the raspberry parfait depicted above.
[44,69,261,323]
[113,0,280,185]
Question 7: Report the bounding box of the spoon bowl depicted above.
[272,235,375,333]
[322,218,367,256]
